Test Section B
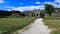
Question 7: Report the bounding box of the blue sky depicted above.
[0,0,60,11]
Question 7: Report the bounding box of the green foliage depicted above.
[45,4,55,16]
[0,17,36,34]
[44,16,60,20]
[43,16,60,34]
[51,30,60,34]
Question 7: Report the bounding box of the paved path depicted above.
[18,18,51,34]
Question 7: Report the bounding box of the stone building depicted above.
[52,8,60,16]
[23,10,41,17]
[10,10,26,17]
[33,11,40,17]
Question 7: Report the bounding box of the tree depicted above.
[45,4,55,16]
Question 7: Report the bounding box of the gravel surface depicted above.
[18,18,51,34]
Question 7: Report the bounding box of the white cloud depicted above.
[54,3,60,8]
[8,9,12,11]
[4,6,16,11]
[4,5,44,11]
[13,5,44,12]
[53,0,60,8]
[6,0,60,11]
[55,0,60,3]
[6,2,60,11]
[35,2,41,4]
[44,2,60,8]
[44,2,54,5]
[4,6,16,9]
[0,0,4,3]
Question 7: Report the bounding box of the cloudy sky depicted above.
[0,0,60,11]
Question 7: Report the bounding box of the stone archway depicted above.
[34,11,40,17]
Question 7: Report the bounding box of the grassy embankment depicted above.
[0,17,37,34]
[43,16,60,34]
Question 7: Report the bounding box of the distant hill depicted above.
[0,10,22,17]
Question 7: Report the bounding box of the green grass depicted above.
[43,16,60,34]
[45,16,60,20]
[0,17,37,34]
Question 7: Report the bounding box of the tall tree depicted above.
[45,4,55,16]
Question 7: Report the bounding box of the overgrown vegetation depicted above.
[45,4,55,16]
[0,17,37,34]
[44,16,60,20]
[43,16,60,34]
